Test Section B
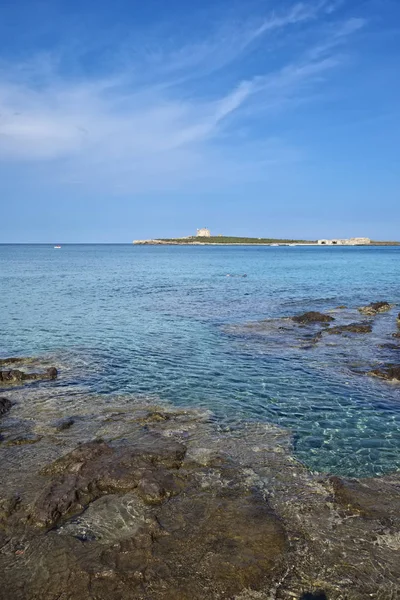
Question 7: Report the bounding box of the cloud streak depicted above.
[0,3,365,193]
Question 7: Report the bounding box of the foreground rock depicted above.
[368,364,400,382]
[0,367,57,385]
[33,436,186,527]
[1,388,400,600]
[358,301,393,316]
[0,431,287,600]
[325,322,372,335]
[291,311,334,324]
[329,476,400,524]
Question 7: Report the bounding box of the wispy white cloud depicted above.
[133,1,332,82]
[0,4,366,193]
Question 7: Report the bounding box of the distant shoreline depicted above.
[133,237,400,247]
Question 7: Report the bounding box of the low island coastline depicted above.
[133,235,400,246]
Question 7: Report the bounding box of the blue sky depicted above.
[0,0,399,242]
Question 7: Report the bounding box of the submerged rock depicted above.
[1,485,287,600]
[329,476,400,524]
[52,416,75,432]
[33,436,186,528]
[368,364,400,382]
[291,311,334,324]
[379,343,400,351]
[5,433,42,446]
[358,301,393,316]
[0,367,57,385]
[0,357,32,367]
[1,429,288,600]
[0,397,12,416]
[325,322,372,335]
[136,410,171,424]
[150,485,287,598]
[0,405,400,600]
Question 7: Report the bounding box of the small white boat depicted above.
[54,245,61,249]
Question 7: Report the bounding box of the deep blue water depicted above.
[1,244,400,476]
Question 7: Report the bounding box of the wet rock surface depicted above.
[325,322,372,335]
[358,301,393,316]
[368,364,400,382]
[329,475,400,524]
[33,435,186,528]
[52,416,75,431]
[0,412,289,600]
[379,342,400,350]
[291,311,334,324]
[5,432,42,446]
[0,367,58,385]
[0,358,29,366]
[0,389,400,600]
[0,397,12,416]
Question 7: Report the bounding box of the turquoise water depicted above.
[1,244,400,476]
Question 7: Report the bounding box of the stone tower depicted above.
[196,228,211,237]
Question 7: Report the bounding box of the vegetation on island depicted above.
[134,236,400,246]
[155,236,316,244]
[370,240,400,246]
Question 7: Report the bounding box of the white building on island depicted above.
[318,237,371,246]
[196,228,211,237]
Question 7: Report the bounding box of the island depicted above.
[133,236,315,245]
[133,231,399,246]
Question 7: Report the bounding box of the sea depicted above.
[1,243,400,477]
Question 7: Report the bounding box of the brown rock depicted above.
[368,364,400,382]
[291,311,334,324]
[379,343,400,350]
[358,301,392,316]
[0,494,21,521]
[152,486,287,598]
[1,430,288,600]
[5,433,42,446]
[0,357,30,366]
[329,476,400,524]
[33,436,186,527]
[326,322,372,335]
[52,416,75,432]
[0,397,12,416]
[0,481,287,600]
[0,367,58,385]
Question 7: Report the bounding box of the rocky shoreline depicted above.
[0,352,400,599]
[224,301,400,383]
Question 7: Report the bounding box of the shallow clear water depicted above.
[1,243,400,476]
